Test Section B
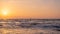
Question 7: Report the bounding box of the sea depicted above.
[0,19,60,34]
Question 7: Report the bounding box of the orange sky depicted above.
[0,0,60,19]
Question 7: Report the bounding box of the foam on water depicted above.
[0,19,60,34]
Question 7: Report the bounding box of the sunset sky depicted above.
[0,0,60,19]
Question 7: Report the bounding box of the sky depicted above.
[0,0,60,19]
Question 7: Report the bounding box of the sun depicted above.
[2,8,8,16]
[1,8,10,19]
[2,10,8,15]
